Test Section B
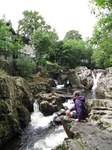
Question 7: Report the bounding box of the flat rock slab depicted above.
[61,116,112,150]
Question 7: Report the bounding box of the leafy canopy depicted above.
[64,30,82,41]
[90,0,112,68]
[0,19,23,58]
[17,10,51,42]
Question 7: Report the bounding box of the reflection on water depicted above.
[53,72,105,100]
[53,85,105,100]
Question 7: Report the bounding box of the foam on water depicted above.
[31,100,56,128]
[33,126,67,150]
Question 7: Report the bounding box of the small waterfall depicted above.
[54,80,64,89]
[92,72,102,90]
[30,100,67,150]
[31,100,56,128]
[91,71,102,99]
[33,99,39,112]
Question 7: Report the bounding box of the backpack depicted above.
[82,100,89,117]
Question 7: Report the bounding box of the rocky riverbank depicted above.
[0,66,112,149]
[0,70,34,146]
[60,116,112,150]
[53,98,112,150]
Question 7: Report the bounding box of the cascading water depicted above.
[92,71,102,90]
[2,78,105,150]
[1,100,67,150]
[54,80,64,89]
[23,100,67,150]
[31,100,56,128]
[91,71,102,99]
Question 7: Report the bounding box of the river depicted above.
[1,73,104,150]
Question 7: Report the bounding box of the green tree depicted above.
[90,0,112,10]
[60,39,86,69]
[90,0,112,68]
[17,10,60,72]
[30,30,53,71]
[15,55,36,78]
[64,30,82,41]
[0,19,23,59]
[17,10,51,44]
[0,19,12,58]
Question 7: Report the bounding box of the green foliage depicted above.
[46,60,59,69]
[31,29,59,71]
[84,41,94,68]
[17,10,59,72]
[56,143,66,150]
[64,30,82,41]
[59,38,93,69]
[15,55,36,78]
[90,12,112,68]
[0,19,13,57]
[0,19,23,59]
[90,0,112,10]
[1,99,4,103]
[0,69,8,77]
[17,10,51,42]
[89,0,112,69]
[61,39,84,68]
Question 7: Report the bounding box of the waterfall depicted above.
[31,100,56,128]
[2,86,104,150]
[54,80,64,89]
[92,72,102,90]
[30,100,67,150]
[91,71,102,99]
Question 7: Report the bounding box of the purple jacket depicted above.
[69,96,86,121]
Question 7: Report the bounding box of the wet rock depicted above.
[53,109,66,125]
[36,93,68,116]
[87,99,112,131]
[0,74,34,147]
[96,67,112,98]
[61,116,112,150]
[69,66,93,89]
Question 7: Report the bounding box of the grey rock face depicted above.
[0,75,34,147]
[61,116,112,150]
[57,66,93,90]
[96,67,112,98]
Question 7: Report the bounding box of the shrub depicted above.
[15,55,36,78]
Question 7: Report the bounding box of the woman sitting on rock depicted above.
[66,90,88,122]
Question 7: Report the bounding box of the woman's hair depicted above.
[73,91,80,97]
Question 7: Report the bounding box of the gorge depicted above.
[0,66,112,150]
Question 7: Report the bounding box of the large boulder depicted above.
[53,98,112,150]
[56,67,93,89]
[35,92,71,116]
[60,116,112,150]
[87,99,112,131]
[57,70,69,86]
[69,66,93,89]
[96,67,112,98]
[29,75,56,97]
[0,72,34,147]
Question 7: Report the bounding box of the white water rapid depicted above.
[54,80,65,89]
[29,100,67,150]
[91,71,102,99]
[92,72,102,90]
